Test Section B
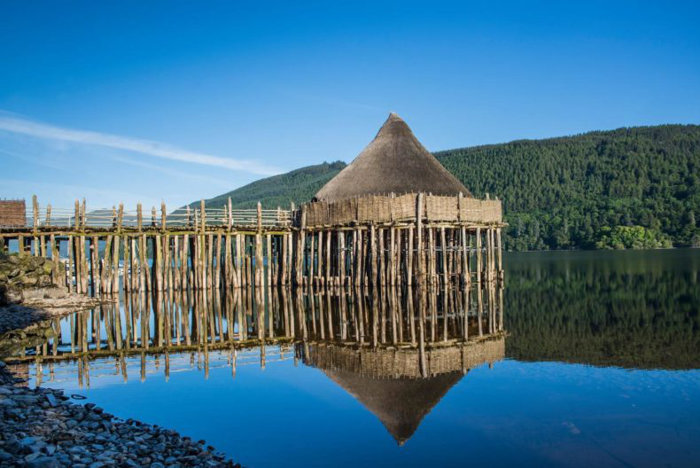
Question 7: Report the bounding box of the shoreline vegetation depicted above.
[191,124,700,252]
[0,254,239,467]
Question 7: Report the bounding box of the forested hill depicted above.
[436,124,700,250]
[190,161,346,210]
[193,124,700,251]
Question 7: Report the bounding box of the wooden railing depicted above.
[4,196,292,230]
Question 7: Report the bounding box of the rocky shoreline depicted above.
[0,253,240,467]
[0,364,239,467]
[0,253,102,335]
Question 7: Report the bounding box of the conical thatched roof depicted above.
[314,113,471,202]
[324,369,464,445]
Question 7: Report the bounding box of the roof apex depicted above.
[314,114,471,202]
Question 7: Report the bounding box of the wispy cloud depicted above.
[0,112,282,176]
[109,155,231,187]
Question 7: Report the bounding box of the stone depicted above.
[45,393,57,407]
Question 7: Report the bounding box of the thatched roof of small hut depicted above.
[314,113,471,202]
[324,369,464,445]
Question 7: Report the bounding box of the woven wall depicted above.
[303,193,502,227]
[0,200,26,227]
[304,337,505,379]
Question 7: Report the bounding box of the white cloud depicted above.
[0,112,282,176]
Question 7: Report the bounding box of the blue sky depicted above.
[1,1,699,209]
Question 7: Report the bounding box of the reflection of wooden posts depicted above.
[418,287,427,377]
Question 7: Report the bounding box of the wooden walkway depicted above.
[0,195,504,294]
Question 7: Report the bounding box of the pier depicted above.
[0,114,505,295]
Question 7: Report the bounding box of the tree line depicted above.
[195,124,700,251]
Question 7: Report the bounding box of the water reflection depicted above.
[505,250,700,369]
[8,284,505,444]
[5,250,700,467]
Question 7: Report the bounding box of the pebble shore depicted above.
[0,363,240,467]
[0,254,240,467]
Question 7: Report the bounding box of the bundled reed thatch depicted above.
[314,113,471,202]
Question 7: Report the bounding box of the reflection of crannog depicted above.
[7,283,505,443]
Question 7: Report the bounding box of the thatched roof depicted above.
[324,369,464,445]
[314,113,471,202]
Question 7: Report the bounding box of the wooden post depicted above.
[496,227,503,282]
[139,234,146,293]
[32,195,38,235]
[427,228,435,287]
[74,200,80,230]
[476,227,482,284]
[255,202,263,287]
[309,231,315,287]
[338,230,346,288]
[316,231,322,287]
[49,234,58,280]
[66,236,73,292]
[236,233,243,287]
[111,232,119,293]
[224,233,232,288]
[281,231,288,286]
[215,233,222,289]
[325,229,331,288]
[370,225,377,290]
[378,228,385,289]
[407,226,414,287]
[161,201,167,231]
[440,227,448,288]
[389,228,396,286]
[130,237,137,292]
[266,234,272,288]
[353,229,360,288]
[416,193,424,286]
[200,200,206,233]
[90,236,98,296]
[461,227,469,285]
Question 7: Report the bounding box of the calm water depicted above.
[8,250,700,467]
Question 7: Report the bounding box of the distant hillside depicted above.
[192,124,700,251]
[190,161,346,210]
[436,124,700,250]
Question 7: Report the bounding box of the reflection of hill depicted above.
[505,251,700,370]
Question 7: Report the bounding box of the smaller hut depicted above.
[0,200,26,228]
